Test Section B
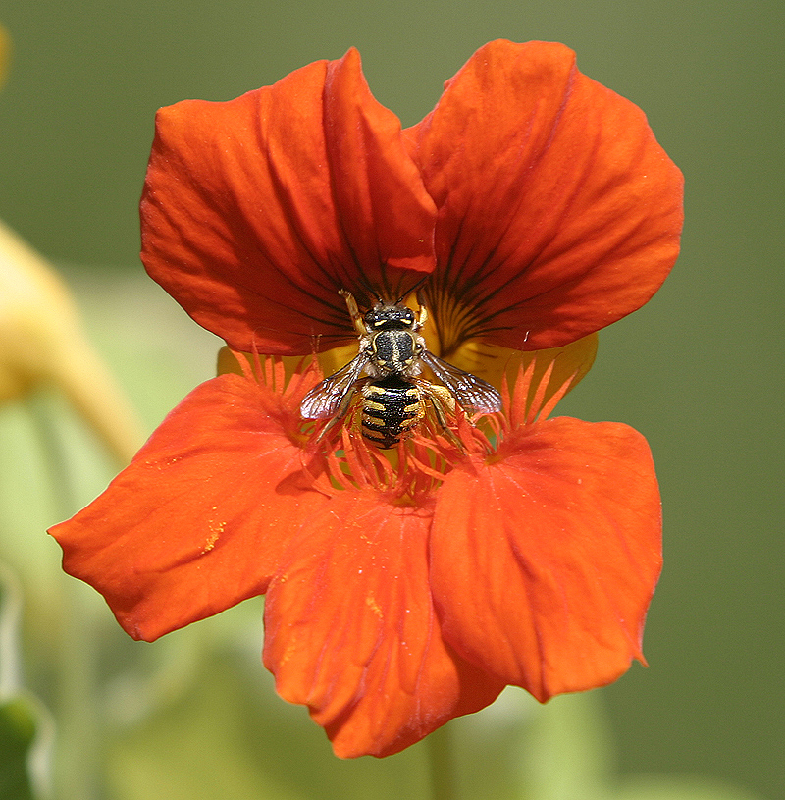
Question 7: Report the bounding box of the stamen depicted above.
[526,359,556,425]
[326,446,357,492]
[508,358,537,429]
[340,428,371,488]
[538,368,579,421]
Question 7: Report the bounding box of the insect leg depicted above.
[414,297,428,330]
[339,289,368,337]
[422,383,464,452]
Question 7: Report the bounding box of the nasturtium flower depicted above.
[50,40,683,758]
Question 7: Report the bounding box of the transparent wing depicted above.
[419,350,502,413]
[299,352,369,419]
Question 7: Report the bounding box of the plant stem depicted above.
[29,392,102,800]
[427,723,457,800]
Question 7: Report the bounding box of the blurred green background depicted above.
[1,1,782,799]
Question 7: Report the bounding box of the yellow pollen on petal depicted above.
[201,524,224,553]
[278,641,297,666]
[365,595,383,619]
[201,509,226,553]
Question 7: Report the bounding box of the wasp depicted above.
[300,290,502,449]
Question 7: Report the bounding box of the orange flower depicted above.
[50,40,683,758]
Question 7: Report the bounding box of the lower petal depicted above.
[49,373,329,641]
[430,418,661,701]
[263,491,503,758]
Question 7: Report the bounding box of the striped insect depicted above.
[300,291,501,449]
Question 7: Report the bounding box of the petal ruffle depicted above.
[263,491,504,758]
[141,49,436,354]
[429,417,661,702]
[49,372,329,641]
[407,39,684,353]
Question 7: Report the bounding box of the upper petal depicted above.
[263,491,503,758]
[49,372,330,641]
[408,39,684,352]
[141,49,436,354]
[430,417,662,702]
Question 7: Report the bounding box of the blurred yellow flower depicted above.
[0,220,143,463]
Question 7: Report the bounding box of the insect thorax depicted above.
[367,329,422,377]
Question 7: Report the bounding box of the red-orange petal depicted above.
[407,40,684,352]
[49,373,329,641]
[263,490,504,758]
[429,417,662,702]
[141,49,436,355]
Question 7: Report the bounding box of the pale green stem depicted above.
[29,392,102,800]
[427,723,457,800]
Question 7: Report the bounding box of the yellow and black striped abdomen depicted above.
[361,376,423,449]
